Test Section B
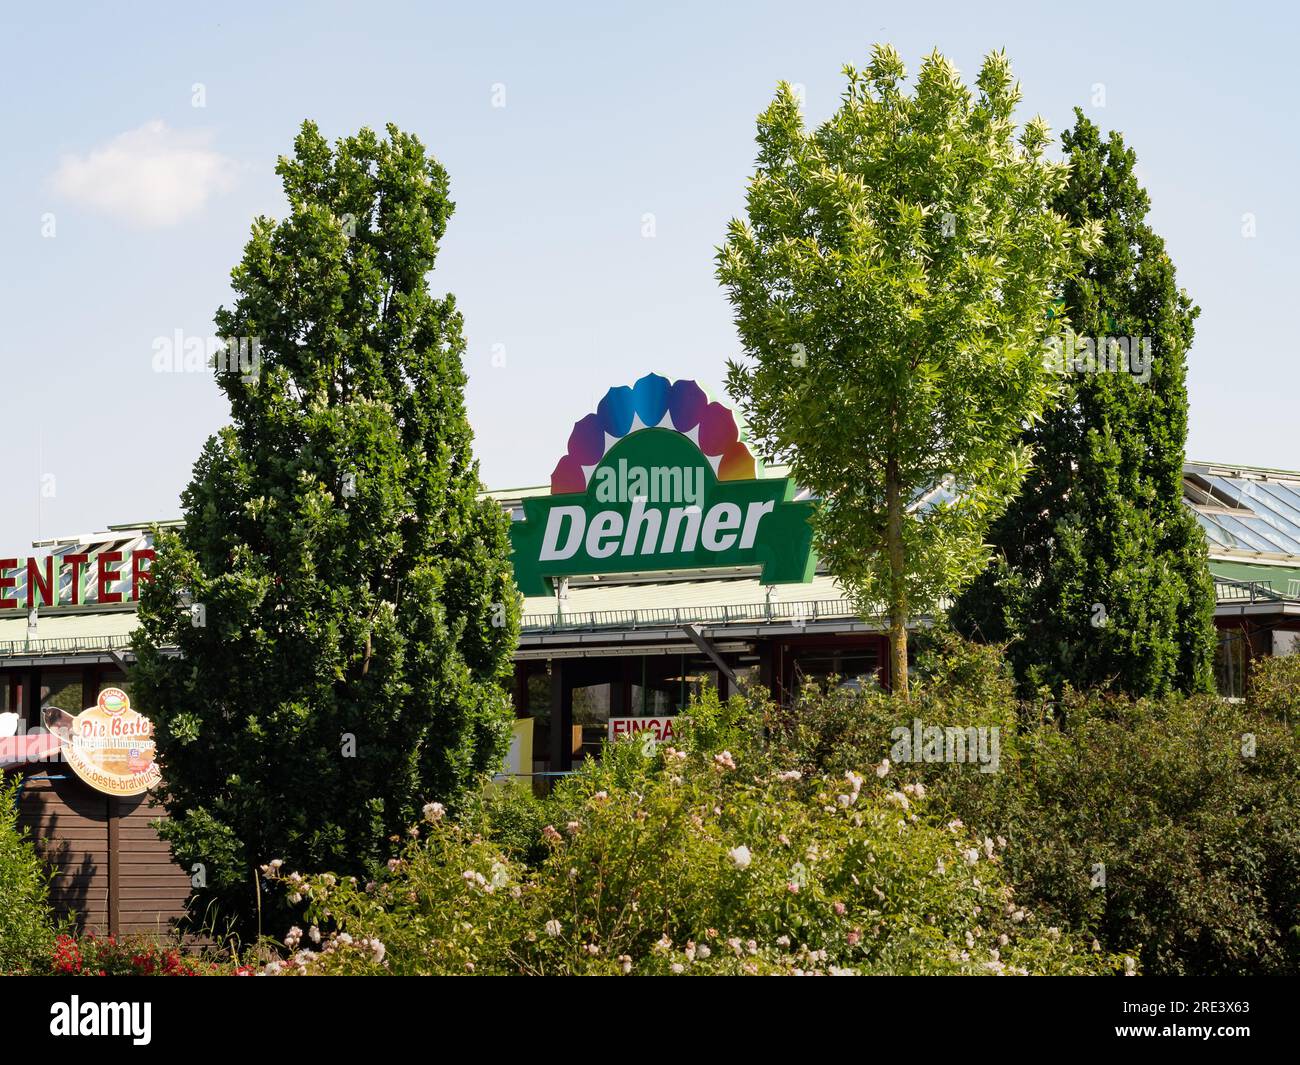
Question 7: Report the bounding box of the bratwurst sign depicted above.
[58,688,161,798]
[510,375,815,596]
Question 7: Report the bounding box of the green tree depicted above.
[131,122,520,933]
[952,110,1216,697]
[717,46,1087,696]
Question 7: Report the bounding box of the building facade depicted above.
[3,376,1299,930]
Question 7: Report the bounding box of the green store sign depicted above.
[510,375,816,596]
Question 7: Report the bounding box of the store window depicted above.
[631,655,718,717]
[571,682,612,764]
[1215,630,1248,699]
[519,662,553,792]
[792,646,882,694]
[732,655,762,694]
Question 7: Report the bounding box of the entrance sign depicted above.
[511,375,816,595]
[609,716,680,743]
[59,688,161,797]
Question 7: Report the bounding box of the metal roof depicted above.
[0,609,141,664]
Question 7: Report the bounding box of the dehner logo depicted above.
[890,718,1001,774]
[50,996,151,1045]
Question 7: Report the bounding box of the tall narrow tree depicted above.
[717,46,1087,696]
[132,123,520,930]
[952,110,1216,696]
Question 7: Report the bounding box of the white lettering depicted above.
[661,505,702,552]
[585,511,624,559]
[539,506,585,561]
[622,497,662,556]
[701,502,742,551]
[739,500,775,549]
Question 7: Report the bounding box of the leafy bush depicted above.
[459,780,552,866]
[223,632,1300,976]
[1249,653,1300,724]
[751,633,1300,976]
[258,735,1125,975]
[956,692,1300,976]
[0,775,59,974]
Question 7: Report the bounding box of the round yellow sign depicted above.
[60,688,161,797]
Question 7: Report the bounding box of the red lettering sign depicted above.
[0,559,16,609]
[97,552,123,604]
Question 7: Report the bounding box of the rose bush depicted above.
[260,730,1125,975]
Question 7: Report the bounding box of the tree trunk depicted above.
[885,459,909,699]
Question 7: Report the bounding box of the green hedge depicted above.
[0,775,58,974]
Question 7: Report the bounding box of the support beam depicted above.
[681,624,740,688]
[107,795,120,936]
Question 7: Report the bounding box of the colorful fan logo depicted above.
[550,375,757,495]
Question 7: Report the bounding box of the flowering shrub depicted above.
[44,933,238,975]
[261,735,1126,975]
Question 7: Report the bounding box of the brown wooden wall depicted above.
[14,769,192,937]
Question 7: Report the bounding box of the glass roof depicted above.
[1187,470,1300,556]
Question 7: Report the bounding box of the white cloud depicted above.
[52,120,237,227]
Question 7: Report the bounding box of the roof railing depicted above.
[1213,577,1287,604]
[0,633,138,659]
[520,597,862,634]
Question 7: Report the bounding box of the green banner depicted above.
[510,429,816,596]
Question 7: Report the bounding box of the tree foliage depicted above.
[717,45,1089,695]
[131,122,519,932]
[0,775,58,973]
[952,110,1217,696]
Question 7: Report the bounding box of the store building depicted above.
[3,374,1299,930]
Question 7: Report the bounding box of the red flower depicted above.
[51,935,84,975]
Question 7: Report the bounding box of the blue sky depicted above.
[0,1,1295,549]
